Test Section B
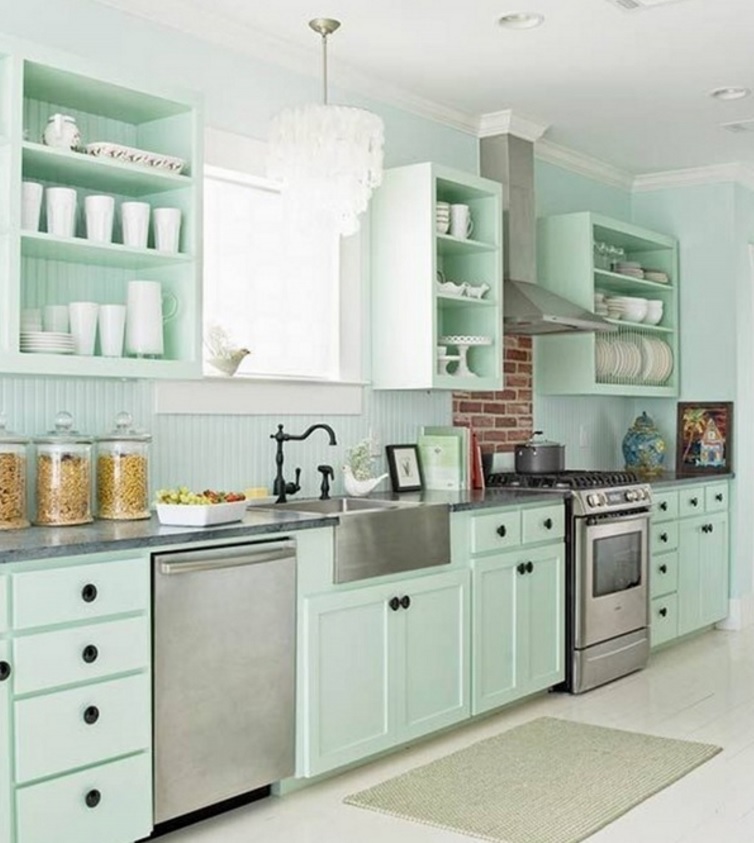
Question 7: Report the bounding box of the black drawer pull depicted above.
[82,645,99,664]
[0,661,10,681]
[708,523,714,533]
[715,493,724,502]
[659,501,668,512]
[83,705,100,725]
[689,497,699,507]
[659,564,668,574]
[81,583,98,603]
[659,607,668,618]
[496,524,507,537]
[517,563,526,575]
[388,596,400,612]
[660,532,668,543]
[400,595,411,610]
[543,518,553,530]
[85,789,101,809]
[525,561,534,574]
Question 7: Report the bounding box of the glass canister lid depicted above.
[0,413,29,445]
[34,410,93,444]
[97,411,151,443]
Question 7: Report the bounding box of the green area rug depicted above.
[344,717,721,843]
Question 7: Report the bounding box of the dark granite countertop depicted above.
[0,488,567,564]
[648,471,735,489]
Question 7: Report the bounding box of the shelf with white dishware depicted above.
[436,293,497,307]
[535,211,679,397]
[20,230,192,268]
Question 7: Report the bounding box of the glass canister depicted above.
[0,414,30,530]
[34,411,93,526]
[96,412,151,520]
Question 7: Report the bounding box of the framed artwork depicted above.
[676,402,733,476]
[385,444,424,492]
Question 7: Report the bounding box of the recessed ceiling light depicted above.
[498,12,545,29]
[710,87,751,101]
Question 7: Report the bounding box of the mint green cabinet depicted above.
[0,639,11,843]
[299,568,469,777]
[678,512,729,636]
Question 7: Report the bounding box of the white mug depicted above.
[68,302,99,355]
[449,204,473,239]
[121,201,151,249]
[98,304,127,357]
[125,280,178,357]
[21,182,44,231]
[43,305,70,333]
[153,207,182,253]
[85,195,115,243]
[46,187,77,238]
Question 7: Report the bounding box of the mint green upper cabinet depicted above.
[0,639,11,843]
[370,162,503,390]
[678,511,729,636]
[1,41,202,378]
[535,212,679,397]
[299,568,469,777]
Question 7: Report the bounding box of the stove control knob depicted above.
[625,489,638,502]
[587,493,603,508]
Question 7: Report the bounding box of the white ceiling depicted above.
[94,0,754,177]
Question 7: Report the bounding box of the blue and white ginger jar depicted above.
[622,412,666,478]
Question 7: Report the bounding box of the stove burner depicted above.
[486,470,640,490]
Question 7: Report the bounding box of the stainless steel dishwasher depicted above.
[152,539,296,825]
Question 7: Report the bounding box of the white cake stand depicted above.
[438,336,492,377]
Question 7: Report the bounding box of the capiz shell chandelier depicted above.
[268,18,384,238]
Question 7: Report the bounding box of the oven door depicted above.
[574,512,649,650]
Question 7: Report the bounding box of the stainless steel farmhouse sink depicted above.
[260,497,451,583]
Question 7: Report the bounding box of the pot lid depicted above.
[34,410,92,445]
[0,413,28,445]
[97,411,151,443]
[520,430,563,447]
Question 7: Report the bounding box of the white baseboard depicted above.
[717,594,754,630]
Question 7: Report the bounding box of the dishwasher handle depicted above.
[158,541,296,575]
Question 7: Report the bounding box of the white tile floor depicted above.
[166,626,754,843]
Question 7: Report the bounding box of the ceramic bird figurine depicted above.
[342,464,389,497]
[207,348,250,376]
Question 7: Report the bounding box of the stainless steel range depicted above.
[485,470,652,694]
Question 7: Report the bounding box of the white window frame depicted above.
[154,127,367,415]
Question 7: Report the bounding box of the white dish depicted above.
[439,335,493,346]
[156,500,248,526]
[85,141,186,174]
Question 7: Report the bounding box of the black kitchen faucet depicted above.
[271,423,338,503]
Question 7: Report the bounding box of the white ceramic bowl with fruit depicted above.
[155,486,248,526]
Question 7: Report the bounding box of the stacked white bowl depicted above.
[436,201,450,234]
[644,299,664,325]
[605,296,648,323]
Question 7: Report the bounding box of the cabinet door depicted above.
[0,639,11,843]
[678,513,729,636]
[398,570,469,743]
[299,584,393,777]
[517,544,565,696]
[651,594,679,648]
[0,576,7,633]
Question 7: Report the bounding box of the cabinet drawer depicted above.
[651,521,679,555]
[470,510,521,554]
[13,616,150,695]
[678,486,706,518]
[15,752,152,843]
[14,673,150,783]
[650,551,678,599]
[13,557,148,630]
[705,483,729,513]
[521,504,564,544]
[652,490,678,522]
[651,594,679,647]
[0,575,7,633]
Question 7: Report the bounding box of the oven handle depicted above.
[583,511,650,529]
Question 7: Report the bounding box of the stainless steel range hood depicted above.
[479,133,614,335]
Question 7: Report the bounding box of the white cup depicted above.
[125,280,178,357]
[68,301,99,355]
[46,187,77,238]
[85,194,115,243]
[121,201,151,249]
[43,305,70,333]
[449,204,473,239]
[21,182,44,231]
[20,308,42,332]
[153,207,182,253]
[98,304,127,357]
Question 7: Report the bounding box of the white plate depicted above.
[156,500,248,526]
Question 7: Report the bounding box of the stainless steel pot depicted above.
[514,431,565,474]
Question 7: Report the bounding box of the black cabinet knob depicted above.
[400,595,411,610]
[659,564,668,574]
[543,518,553,530]
[82,645,99,664]
[83,705,100,725]
[388,596,400,612]
[659,501,668,511]
[525,561,534,574]
[715,493,724,502]
[0,661,10,682]
[496,524,507,537]
[85,789,101,809]
[690,497,699,507]
[660,532,668,543]
[659,607,668,618]
[517,563,526,575]
[708,523,714,533]
[81,583,98,603]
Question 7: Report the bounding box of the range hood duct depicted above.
[479,133,615,335]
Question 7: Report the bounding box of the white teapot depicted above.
[42,114,81,150]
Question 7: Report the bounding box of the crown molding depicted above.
[633,163,754,192]
[535,139,634,190]
[478,110,549,142]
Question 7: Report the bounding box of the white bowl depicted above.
[156,499,248,526]
[621,302,648,323]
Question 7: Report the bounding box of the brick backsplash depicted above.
[452,336,533,452]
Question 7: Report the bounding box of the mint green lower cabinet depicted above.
[678,512,729,636]
[299,569,469,777]
[651,594,679,647]
[0,639,11,843]
[15,752,152,843]
[472,543,564,715]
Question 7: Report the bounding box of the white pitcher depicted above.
[42,114,81,151]
[125,280,178,358]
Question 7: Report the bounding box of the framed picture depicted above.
[676,402,733,476]
[385,444,424,492]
